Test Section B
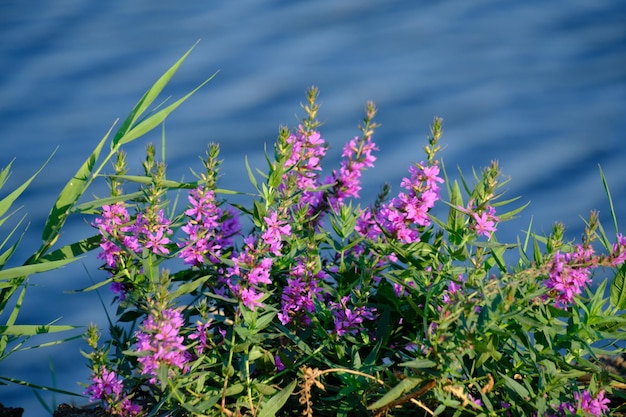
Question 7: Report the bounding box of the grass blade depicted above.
[258,380,297,417]
[116,71,218,147]
[0,151,55,219]
[599,165,619,236]
[111,41,200,149]
[41,124,113,246]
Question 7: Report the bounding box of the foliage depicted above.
[8,46,626,416]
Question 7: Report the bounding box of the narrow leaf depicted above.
[399,359,437,369]
[39,235,101,263]
[0,324,78,336]
[116,72,217,147]
[258,380,297,417]
[42,124,112,243]
[610,264,626,310]
[0,258,79,281]
[111,41,201,148]
[367,377,421,410]
[0,151,55,219]
[501,374,530,398]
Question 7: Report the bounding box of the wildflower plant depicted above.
[12,46,626,415]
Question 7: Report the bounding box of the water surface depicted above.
[1,1,625,413]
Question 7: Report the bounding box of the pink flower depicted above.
[136,308,189,382]
[472,207,498,238]
[240,287,264,310]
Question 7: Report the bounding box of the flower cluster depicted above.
[549,389,611,417]
[280,126,328,209]
[324,134,378,210]
[78,80,626,417]
[329,295,377,337]
[84,366,142,416]
[544,245,595,309]
[93,202,173,298]
[178,186,240,266]
[93,203,131,269]
[135,308,190,384]
[356,161,444,244]
[277,256,325,326]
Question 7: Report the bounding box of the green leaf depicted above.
[258,380,297,417]
[112,41,201,148]
[38,235,101,263]
[0,152,54,219]
[116,72,217,147]
[0,257,78,281]
[0,324,78,336]
[500,374,529,399]
[399,359,437,369]
[610,264,626,310]
[170,275,211,299]
[599,165,619,235]
[245,155,259,191]
[367,377,422,410]
[447,180,464,232]
[0,376,82,396]
[41,124,112,244]
[105,174,198,189]
[254,310,277,332]
[0,217,27,269]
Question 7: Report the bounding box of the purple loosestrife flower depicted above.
[441,275,464,305]
[324,135,378,210]
[135,308,189,384]
[226,232,280,310]
[278,258,325,325]
[472,206,499,238]
[279,127,328,211]
[329,296,377,337]
[84,366,123,402]
[188,320,212,355]
[178,186,240,266]
[283,127,327,189]
[575,390,610,416]
[122,210,173,255]
[611,233,626,265]
[357,161,443,245]
[93,203,131,269]
[84,367,142,416]
[551,390,610,416]
[261,210,292,256]
[240,286,264,310]
[544,244,595,309]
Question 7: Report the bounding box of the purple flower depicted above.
[329,296,377,337]
[324,135,378,209]
[611,233,626,265]
[136,308,189,383]
[544,247,593,309]
[552,389,610,416]
[240,286,264,310]
[261,211,291,255]
[472,206,499,238]
[93,203,131,269]
[188,320,212,355]
[84,366,123,402]
[278,258,325,325]
[357,161,443,245]
[575,390,610,416]
[178,186,240,266]
[275,354,285,371]
[144,228,170,255]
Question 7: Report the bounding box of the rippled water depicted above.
[1,1,625,413]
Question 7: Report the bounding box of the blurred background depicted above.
[1,1,625,414]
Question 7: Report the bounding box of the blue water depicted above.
[1,1,625,414]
